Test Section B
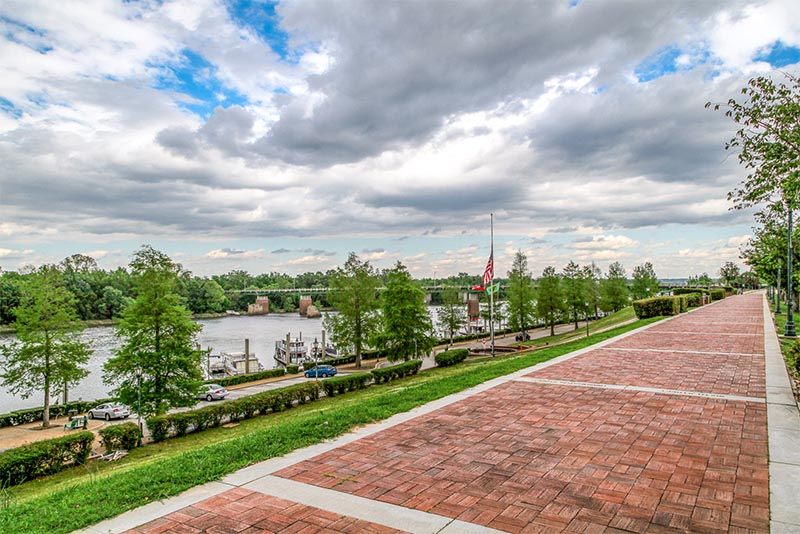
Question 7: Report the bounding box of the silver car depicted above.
[88,402,131,421]
[198,384,229,401]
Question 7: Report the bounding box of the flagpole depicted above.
[490,213,495,357]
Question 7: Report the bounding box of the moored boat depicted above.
[274,335,309,366]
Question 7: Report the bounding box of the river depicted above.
[0,313,332,413]
[0,306,475,413]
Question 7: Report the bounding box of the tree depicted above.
[437,287,466,347]
[182,277,228,314]
[562,261,586,330]
[707,72,800,215]
[103,246,203,415]
[631,262,660,300]
[0,274,22,324]
[95,286,131,319]
[506,251,536,337]
[600,261,629,313]
[687,272,714,287]
[0,266,91,427]
[373,262,434,362]
[536,266,564,337]
[323,253,381,368]
[719,261,741,286]
[583,262,602,319]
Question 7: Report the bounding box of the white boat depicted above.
[274,336,309,366]
[309,343,338,360]
[206,351,264,378]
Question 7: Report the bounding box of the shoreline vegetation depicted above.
[0,317,656,534]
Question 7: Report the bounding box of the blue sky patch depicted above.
[225,0,295,62]
[1,15,53,54]
[634,44,712,83]
[753,40,800,68]
[151,49,248,118]
[0,97,22,118]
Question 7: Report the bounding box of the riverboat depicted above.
[206,351,264,378]
[274,336,309,366]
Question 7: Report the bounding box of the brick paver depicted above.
[275,295,770,533]
[531,348,766,398]
[123,294,771,534]
[123,489,409,534]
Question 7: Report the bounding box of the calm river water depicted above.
[0,313,333,413]
[0,307,460,413]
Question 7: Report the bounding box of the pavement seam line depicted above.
[596,346,764,357]
[637,330,761,336]
[514,376,766,403]
[242,475,507,534]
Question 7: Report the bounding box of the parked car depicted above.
[198,384,229,401]
[304,365,338,378]
[88,402,131,421]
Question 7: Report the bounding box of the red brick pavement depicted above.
[125,294,770,534]
[276,294,769,533]
[531,348,765,398]
[277,382,768,533]
[123,489,409,534]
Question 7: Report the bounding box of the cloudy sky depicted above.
[1,0,799,280]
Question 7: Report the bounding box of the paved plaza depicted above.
[78,293,800,534]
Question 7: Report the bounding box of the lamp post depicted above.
[136,368,143,444]
[786,201,796,336]
[313,337,319,383]
[585,301,590,337]
[777,261,782,313]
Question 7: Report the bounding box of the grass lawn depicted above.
[771,306,800,376]
[0,314,659,534]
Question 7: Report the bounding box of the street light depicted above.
[313,337,319,383]
[136,368,143,445]
[585,301,590,337]
[786,200,796,336]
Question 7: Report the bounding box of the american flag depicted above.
[482,254,494,286]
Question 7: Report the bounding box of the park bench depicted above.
[64,415,87,431]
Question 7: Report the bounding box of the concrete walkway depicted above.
[76,293,799,534]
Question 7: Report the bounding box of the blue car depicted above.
[304,365,338,378]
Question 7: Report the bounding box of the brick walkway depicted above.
[112,294,779,534]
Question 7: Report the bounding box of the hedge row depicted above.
[0,398,115,428]
[685,292,703,307]
[0,431,93,487]
[206,368,287,387]
[146,360,425,442]
[302,355,356,371]
[146,382,322,442]
[98,422,142,453]
[435,348,469,367]
[710,288,727,301]
[370,360,423,384]
[320,373,373,396]
[673,287,710,295]
[632,296,685,319]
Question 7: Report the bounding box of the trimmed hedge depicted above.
[710,288,727,301]
[98,422,142,453]
[0,431,93,486]
[146,382,322,442]
[206,368,286,387]
[685,292,703,308]
[435,348,469,368]
[370,360,423,384]
[632,296,682,319]
[673,287,709,295]
[0,398,115,428]
[286,364,299,374]
[320,373,373,396]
